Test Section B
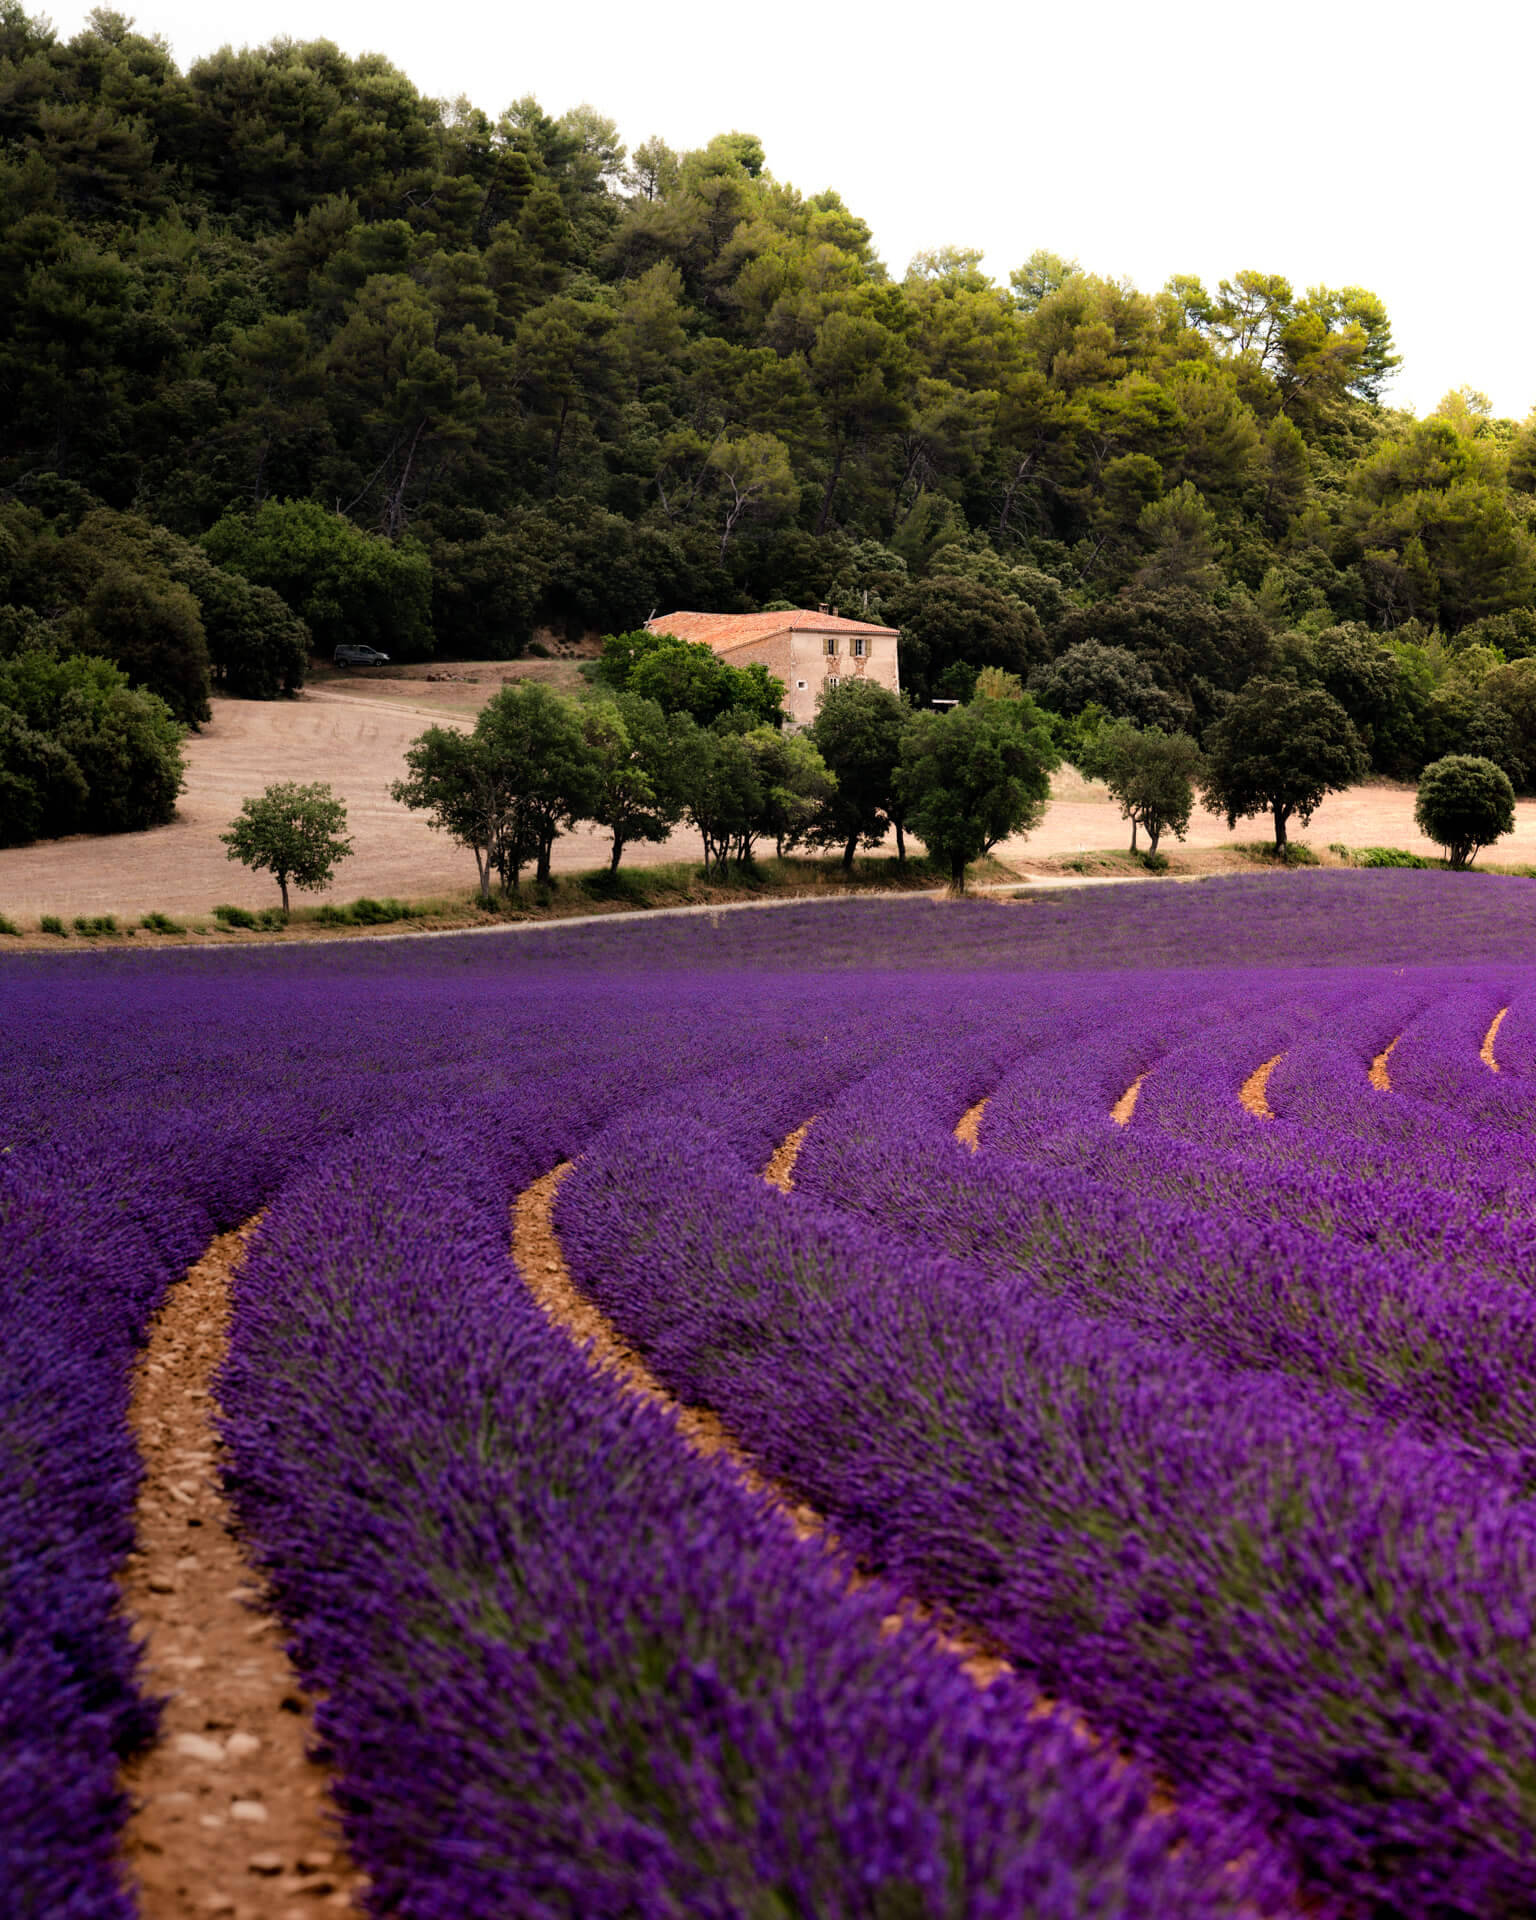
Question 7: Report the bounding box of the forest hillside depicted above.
[7,3,1536,825]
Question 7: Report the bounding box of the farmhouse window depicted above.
[824,636,838,655]
[827,675,840,689]
[853,636,866,658]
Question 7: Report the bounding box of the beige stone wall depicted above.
[787,630,900,727]
[711,624,900,728]
[718,629,795,715]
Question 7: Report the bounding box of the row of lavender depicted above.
[219,1092,1276,1915]
[556,962,1536,1913]
[0,958,799,1914]
[8,882,1536,1912]
[0,943,1286,1915]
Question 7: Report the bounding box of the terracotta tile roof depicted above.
[647,609,898,653]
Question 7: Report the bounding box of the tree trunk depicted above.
[1129,818,1138,852]
[950,852,966,892]
[843,832,858,870]
[278,875,290,915]
[537,833,554,884]
[814,437,848,536]
[545,396,571,493]
[474,846,491,903]
[895,820,906,864]
[996,450,1038,538]
[384,415,428,539]
[610,833,624,874]
[1273,803,1288,850]
[1147,820,1161,854]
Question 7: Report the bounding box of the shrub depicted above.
[38,914,67,936]
[212,903,259,928]
[348,896,417,925]
[0,913,20,935]
[1235,840,1320,867]
[70,915,118,935]
[139,911,184,933]
[313,898,418,927]
[1356,846,1437,869]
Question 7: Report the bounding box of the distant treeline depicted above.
[8,5,1536,822]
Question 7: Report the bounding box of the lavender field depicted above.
[8,869,1536,1917]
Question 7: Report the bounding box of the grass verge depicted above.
[4,855,970,947]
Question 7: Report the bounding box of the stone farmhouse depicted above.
[645,608,900,729]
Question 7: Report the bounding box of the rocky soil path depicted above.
[120,1225,365,1918]
[1239,1052,1284,1120]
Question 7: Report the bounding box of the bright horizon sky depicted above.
[43,0,1536,421]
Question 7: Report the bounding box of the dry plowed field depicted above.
[5,667,1536,918]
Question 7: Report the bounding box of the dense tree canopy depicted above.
[9,1,1536,838]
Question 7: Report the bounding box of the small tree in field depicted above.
[1414,754,1516,868]
[896,694,1056,892]
[221,781,352,915]
[1082,721,1204,854]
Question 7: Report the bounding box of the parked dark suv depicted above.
[333,644,391,667]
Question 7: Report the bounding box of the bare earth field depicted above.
[6,662,1536,921]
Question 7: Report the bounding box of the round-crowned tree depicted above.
[1201,679,1367,851]
[895,693,1056,891]
[1414,754,1516,868]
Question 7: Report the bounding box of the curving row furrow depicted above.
[213,1104,1277,1918]
[558,1107,1536,1914]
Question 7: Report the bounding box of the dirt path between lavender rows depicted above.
[509,1160,1008,1686]
[120,1225,364,1918]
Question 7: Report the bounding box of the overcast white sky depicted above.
[45,0,1534,419]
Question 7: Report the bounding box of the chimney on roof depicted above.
[832,605,839,618]
[818,603,828,615]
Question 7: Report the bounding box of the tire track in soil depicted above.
[120,1224,365,1919]
[1482,1006,1509,1072]
[1239,1053,1285,1120]
[1368,1036,1399,1093]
